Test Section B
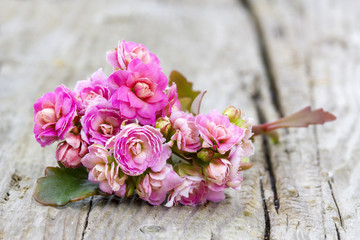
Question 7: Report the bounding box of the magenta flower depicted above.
[113,124,171,176]
[106,40,160,70]
[169,111,201,153]
[137,164,183,205]
[109,59,169,125]
[74,69,112,112]
[195,110,245,154]
[81,145,127,197]
[80,101,125,145]
[34,85,78,147]
[55,133,88,168]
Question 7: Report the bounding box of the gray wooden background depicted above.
[1,0,359,239]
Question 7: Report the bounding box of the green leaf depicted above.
[179,97,192,112]
[34,166,100,207]
[169,71,200,112]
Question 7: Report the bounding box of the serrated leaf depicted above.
[169,70,200,112]
[179,97,192,112]
[34,166,100,206]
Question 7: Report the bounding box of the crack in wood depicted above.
[240,0,284,118]
[81,196,93,240]
[260,176,271,240]
[335,223,341,240]
[328,180,344,228]
[253,93,280,213]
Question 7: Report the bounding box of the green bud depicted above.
[155,117,171,137]
[197,149,214,162]
[223,106,246,127]
[126,181,135,197]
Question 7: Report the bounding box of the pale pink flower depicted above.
[113,124,171,176]
[165,174,224,206]
[106,40,160,70]
[195,110,245,154]
[204,158,230,191]
[34,85,79,147]
[74,69,113,112]
[137,164,183,205]
[165,176,207,207]
[109,59,168,125]
[157,83,181,118]
[81,145,126,197]
[55,133,88,168]
[80,101,125,145]
[226,141,254,190]
[169,111,201,153]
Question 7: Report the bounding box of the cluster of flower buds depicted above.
[33,40,254,206]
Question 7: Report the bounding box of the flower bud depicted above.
[126,180,135,197]
[155,117,171,137]
[223,106,244,126]
[197,149,214,162]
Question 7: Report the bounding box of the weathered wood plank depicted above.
[249,0,360,239]
[0,0,278,239]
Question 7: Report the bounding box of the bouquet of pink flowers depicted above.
[33,40,336,207]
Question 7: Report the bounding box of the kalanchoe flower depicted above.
[109,59,169,125]
[34,85,79,147]
[137,164,183,205]
[106,40,160,70]
[169,111,201,153]
[81,144,127,197]
[74,69,112,112]
[165,175,225,207]
[159,82,181,117]
[226,144,251,190]
[204,158,230,191]
[195,110,245,154]
[55,133,88,168]
[166,177,207,207]
[81,101,125,145]
[113,123,171,176]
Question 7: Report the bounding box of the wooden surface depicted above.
[0,0,358,239]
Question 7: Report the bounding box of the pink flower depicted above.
[204,158,230,191]
[81,145,126,197]
[74,69,113,112]
[226,141,254,190]
[55,133,88,168]
[34,85,78,147]
[165,176,206,207]
[137,164,183,205]
[157,83,181,118]
[106,40,160,70]
[195,110,245,154]
[113,124,171,176]
[80,101,125,145]
[109,59,168,125]
[169,111,201,153]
